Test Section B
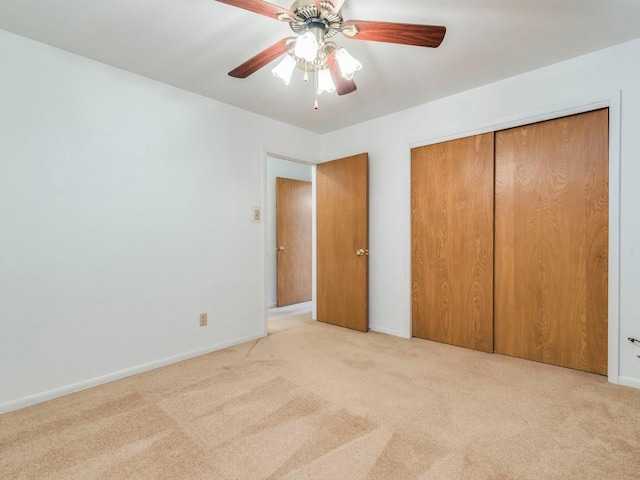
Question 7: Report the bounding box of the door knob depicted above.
[277,246,285,252]
[356,248,369,257]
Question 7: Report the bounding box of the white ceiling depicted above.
[1,0,640,134]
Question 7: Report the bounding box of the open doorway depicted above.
[266,156,314,324]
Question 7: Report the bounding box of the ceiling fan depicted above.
[215,0,446,106]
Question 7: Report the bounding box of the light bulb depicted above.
[271,54,296,85]
[335,47,362,80]
[295,31,319,62]
[317,68,336,95]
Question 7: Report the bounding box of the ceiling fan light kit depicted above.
[294,29,321,62]
[271,53,297,84]
[334,47,361,80]
[317,67,336,94]
[216,0,446,109]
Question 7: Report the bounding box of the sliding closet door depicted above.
[412,133,494,352]
[494,109,608,374]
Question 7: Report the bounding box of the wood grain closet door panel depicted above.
[411,133,494,352]
[494,109,608,375]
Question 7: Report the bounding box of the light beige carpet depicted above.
[1,307,639,479]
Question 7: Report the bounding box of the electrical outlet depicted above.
[199,313,207,327]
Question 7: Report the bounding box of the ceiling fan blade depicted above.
[229,37,295,78]
[327,51,357,96]
[342,20,446,48]
[215,0,298,22]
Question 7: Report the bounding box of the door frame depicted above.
[408,90,622,384]
[262,153,317,335]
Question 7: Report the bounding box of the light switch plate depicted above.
[252,206,261,223]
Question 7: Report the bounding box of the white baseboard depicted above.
[0,333,266,414]
[618,376,640,390]
[369,325,410,339]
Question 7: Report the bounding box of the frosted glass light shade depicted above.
[271,55,296,85]
[317,68,336,95]
[295,31,319,62]
[335,47,362,80]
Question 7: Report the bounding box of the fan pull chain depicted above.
[314,70,319,110]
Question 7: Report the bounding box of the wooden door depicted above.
[494,109,608,374]
[276,177,312,307]
[411,133,495,352]
[316,153,369,332]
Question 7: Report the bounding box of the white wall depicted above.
[265,157,312,307]
[0,29,321,412]
[322,38,640,388]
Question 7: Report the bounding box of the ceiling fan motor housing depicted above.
[288,1,343,71]
[289,1,343,40]
[289,0,343,72]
